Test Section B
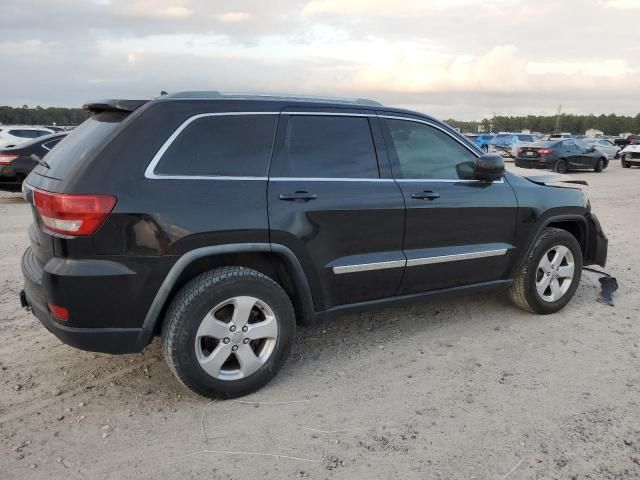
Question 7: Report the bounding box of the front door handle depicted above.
[411,191,440,200]
[279,191,318,202]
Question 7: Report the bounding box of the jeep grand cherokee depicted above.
[20,92,608,398]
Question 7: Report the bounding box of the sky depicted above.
[1,0,639,120]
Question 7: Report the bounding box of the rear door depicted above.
[560,139,583,168]
[268,110,406,310]
[380,115,518,295]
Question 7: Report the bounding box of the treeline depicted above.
[445,113,640,136]
[0,106,90,127]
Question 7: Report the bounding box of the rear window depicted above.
[9,129,50,139]
[33,112,126,179]
[154,114,277,177]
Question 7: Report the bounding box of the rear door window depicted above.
[33,112,127,179]
[275,115,379,178]
[153,114,277,177]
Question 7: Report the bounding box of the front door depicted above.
[380,115,519,295]
[268,111,406,310]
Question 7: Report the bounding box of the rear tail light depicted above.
[518,148,525,155]
[538,149,553,155]
[0,154,19,165]
[48,303,69,321]
[33,190,116,236]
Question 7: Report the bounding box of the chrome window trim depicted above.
[143,110,504,183]
[396,178,504,184]
[270,177,393,182]
[333,248,508,274]
[282,111,375,117]
[333,259,406,275]
[144,112,279,180]
[406,248,508,267]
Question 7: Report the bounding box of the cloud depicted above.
[600,0,640,8]
[0,0,638,120]
[216,12,252,22]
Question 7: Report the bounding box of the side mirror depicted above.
[474,153,504,181]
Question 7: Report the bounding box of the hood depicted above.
[509,167,588,188]
[622,144,640,153]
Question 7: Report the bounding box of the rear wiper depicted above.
[30,153,50,169]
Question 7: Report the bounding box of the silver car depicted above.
[589,138,620,160]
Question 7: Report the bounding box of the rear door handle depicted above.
[278,191,318,202]
[411,191,440,200]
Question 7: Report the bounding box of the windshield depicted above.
[32,112,126,180]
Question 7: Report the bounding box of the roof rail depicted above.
[164,91,383,106]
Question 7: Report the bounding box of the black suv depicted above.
[20,92,608,398]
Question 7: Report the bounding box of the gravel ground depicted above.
[1,164,639,479]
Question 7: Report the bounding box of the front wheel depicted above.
[162,267,296,398]
[594,158,605,173]
[481,144,489,152]
[621,155,631,168]
[509,228,583,314]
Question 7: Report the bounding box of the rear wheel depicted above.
[162,267,296,398]
[594,158,605,173]
[554,159,568,174]
[509,228,583,314]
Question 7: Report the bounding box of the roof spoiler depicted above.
[83,99,149,114]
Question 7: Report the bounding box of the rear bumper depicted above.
[515,158,553,169]
[21,247,146,354]
[0,165,22,191]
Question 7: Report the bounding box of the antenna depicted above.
[553,105,562,134]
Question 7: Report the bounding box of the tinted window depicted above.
[279,115,378,178]
[155,115,277,177]
[387,119,478,180]
[34,112,126,179]
[13,129,50,138]
[518,135,534,142]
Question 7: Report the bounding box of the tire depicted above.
[481,144,489,153]
[509,228,583,315]
[594,158,605,173]
[621,155,631,168]
[162,266,296,398]
[553,159,568,174]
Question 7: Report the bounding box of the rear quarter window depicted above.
[152,114,277,177]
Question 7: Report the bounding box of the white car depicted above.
[588,138,620,160]
[0,126,54,148]
[620,144,640,168]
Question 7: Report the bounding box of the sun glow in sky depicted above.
[1,0,639,120]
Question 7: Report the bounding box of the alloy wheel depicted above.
[194,296,278,381]
[535,245,575,302]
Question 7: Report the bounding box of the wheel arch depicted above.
[510,214,588,277]
[135,243,314,349]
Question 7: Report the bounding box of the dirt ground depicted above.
[1,163,639,480]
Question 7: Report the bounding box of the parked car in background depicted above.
[0,126,54,148]
[0,133,67,191]
[548,133,573,140]
[516,139,608,173]
[489,133,536,158]
[475,134,495,152]
[588,138,620,160]
[20,92,607,398]
[620,144,640,168]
